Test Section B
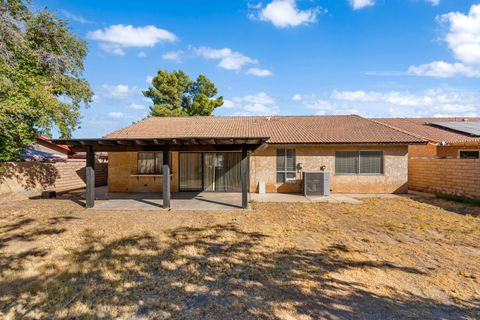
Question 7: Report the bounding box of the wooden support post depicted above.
[85,145,95,208]
[163,145,171,209]
[241,145,248,209]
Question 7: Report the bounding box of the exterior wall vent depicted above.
[303,171,330,196]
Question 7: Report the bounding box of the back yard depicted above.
[0,195,479,319]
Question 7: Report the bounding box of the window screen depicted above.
[335,151,358,174]
[359,151,384,174]
[276,148,296,183]
[459,150,479,159]
[335,151,383,174]
[137,152,171,174]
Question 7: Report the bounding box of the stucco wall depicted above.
[249,145,409,194]
[109,146,408,194]
[409,158,480,199]
[108,152,179,193]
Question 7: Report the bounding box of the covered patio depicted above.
[53,136,268,209]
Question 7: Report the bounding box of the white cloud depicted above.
[87,25,176,55]
[306,99,359,115]
[108,112,124,118]
[331,88,478,117]
[137,51,147,58]
[426,0,440,6]
[222,99,234,108]
[255,0,320,28]
[99,43,125,56]
[408,61,480,78]
[223,92,279,115]
[128,103,145,110]
[194,47,258,71]
[243,92,276,105]
[408,4,480,78]
[99,84,138,99]
[146,75,153,83]
[243,103,279,115]
[292,94,302,101]
[349,0,375,10]
[162,51,183,62]
[245,67,273,77]
[60,10,93,24]
[440,5,480,66]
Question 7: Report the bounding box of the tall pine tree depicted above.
[143,70,223,117]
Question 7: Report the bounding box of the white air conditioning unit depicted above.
[302,171,330,196]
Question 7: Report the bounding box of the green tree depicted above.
[144,70,223,117]
[0,0,93,161]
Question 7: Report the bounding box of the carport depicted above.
[53,137,268,209]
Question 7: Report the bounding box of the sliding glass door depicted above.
[179,152,203,191]
[179,152,242,192]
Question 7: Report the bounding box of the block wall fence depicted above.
[408,158,480,199]
[0,162,108,196]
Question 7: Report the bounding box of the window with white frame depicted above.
[335,151,384,174]
[459,150,479,159]
[137,152,172,174]
[276,148,296,183]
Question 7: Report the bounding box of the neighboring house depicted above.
[33,134,73,158]
[374,118,480,159]
[21,135,74,162]
[98,115,424,195]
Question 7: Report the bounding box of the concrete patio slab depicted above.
[67,187,414,210]
[67,186,243,211]
[96,192,243,210]
[250,193,362,204]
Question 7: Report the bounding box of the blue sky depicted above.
[34,0,480,137]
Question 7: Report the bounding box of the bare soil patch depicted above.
[0,194,479,319]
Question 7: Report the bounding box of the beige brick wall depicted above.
[0,162,107,196]
[409,159,480,199]
[249,145,409,194]
[108,152,179,193]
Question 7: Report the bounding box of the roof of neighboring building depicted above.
[103,115,425,145]
[373,117,480,144]
[36,134,73,154]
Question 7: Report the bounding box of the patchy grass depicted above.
[0,195,479,319]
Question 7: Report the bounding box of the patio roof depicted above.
[52,137,269,152]
[51,137,263,210]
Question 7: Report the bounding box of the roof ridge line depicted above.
[103,116,152,138]
[369,119,429,142]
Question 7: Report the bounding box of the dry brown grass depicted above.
[0,195,479,319]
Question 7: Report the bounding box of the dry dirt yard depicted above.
[0,195,479,319]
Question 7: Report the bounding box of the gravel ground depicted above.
[0,194,479,319]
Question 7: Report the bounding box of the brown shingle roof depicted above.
[104,115,424,145]
[374,117,480,143]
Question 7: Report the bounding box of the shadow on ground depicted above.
[1,221,478,319]
[408,194,480,216]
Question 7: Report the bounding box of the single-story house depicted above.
[374,117,480,159]
[55,115,425,208]
[27,134,73,160]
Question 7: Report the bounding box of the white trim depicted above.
[276,147,296,183]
